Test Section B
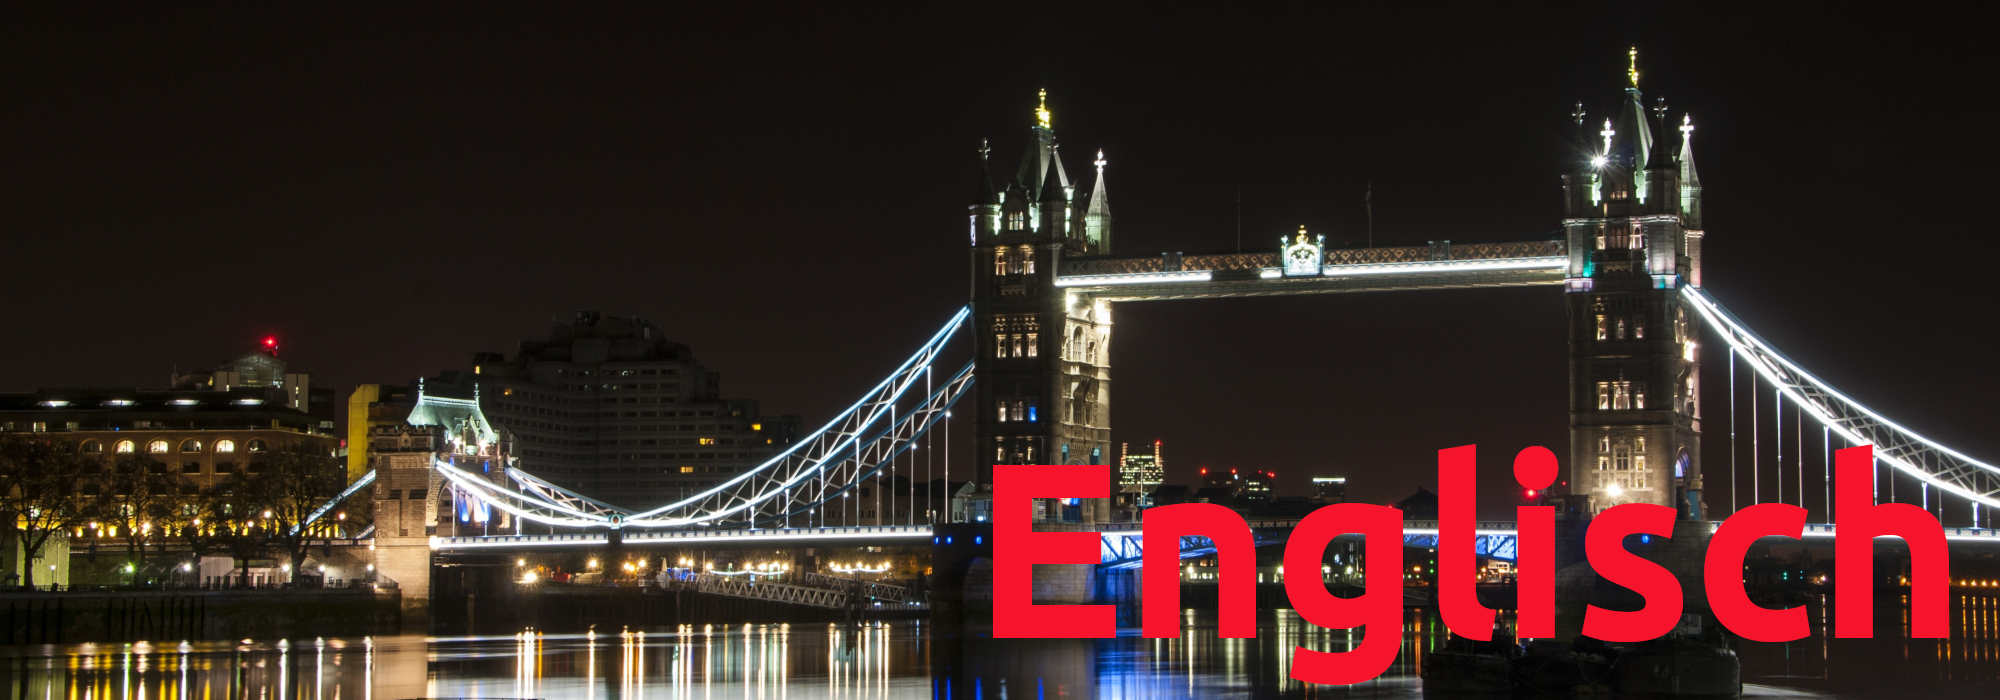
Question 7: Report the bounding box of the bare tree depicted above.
[244,445,345,585]
[102,454,186,574]
[0,436,95,588]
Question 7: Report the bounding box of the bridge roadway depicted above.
[428,520,2000,565]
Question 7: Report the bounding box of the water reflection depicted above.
[5,597,2000,698]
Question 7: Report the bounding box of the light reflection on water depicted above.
[9,600,2000,698]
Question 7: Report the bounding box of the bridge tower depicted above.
[970,90,1115,522]
[1561,48,1707,517]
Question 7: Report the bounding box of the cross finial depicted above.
[1296,225,1310,245]
[978,138,990,162]
[1627,46,1640,88]
[1035,88,1052,129]
[1652,97,1669,122]
[1093,148,1107,173]
[1571,101,1586,127]
[1599,118,1616,155]
[1679,113,1695,140]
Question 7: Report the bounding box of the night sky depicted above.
[8,5,1997,517]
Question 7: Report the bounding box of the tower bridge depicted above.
[308,52,2000,616]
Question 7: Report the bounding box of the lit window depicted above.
[1020,246,1036,275]
[1596,382,1610,410]
[1011,334,1024,358]
[180,439,202,453]
[215,439,236,454]
[996,402,1010,423]
[1595,315,1607,341]
[1012,400,1024,424]
[115,440,135,454]
[698,437,716,446]
[147,440,170,454]
[1025,332,1038,357]
[1633,321,1645,339]
[995,334,1008,358]
[1633,384,1646,410]
[750,423,761,431]
[1615,318,1626,340]
[1611,381,1631,410]
[80,440,103,454]
[994,249,1008,276]
[679,466,695,474]
[1612,443,1632,471]
[247,439,266,452]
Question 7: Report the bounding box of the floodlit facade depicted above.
[1117,440,1165,506]
[1562,48,1707,515]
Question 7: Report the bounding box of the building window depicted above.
[182,462,201,474]
[80,440,103,454]
[995,334,1008,358]
[1025,332,1038,357]
[1612,443,1632,471]
[247,439,266,452]
[1012,400,1025,424]
[215,439,236,454]
[996,401,1011,422]
[115,440,135,454]
[1019,246,1036,274]
[1595,315,1607,341]
[1011,334,1024,358]
[147,440,170,454]
[994,248,1009,276]
[1633,384,1646,410]
[180,439,203,453]
[1633,320,1645,339]
[216,462,235,473]
[1596,382,1611,410]
[31,422,47,433]
[1615,318,1626,340]
[679,466,695,474]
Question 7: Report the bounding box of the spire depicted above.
[973,138,998,205]
[1084,149,1112,253]
[1609,48,1652,170]
[1677,114,1701,189]
[1015,89,1060,193]
[1039,142,1069,201]
[1646,97,1678,167]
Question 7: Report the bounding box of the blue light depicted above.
[1027,405,1038,422]
[975,535,983,545]
[945,536,954,545]
[1640,534,1652,544]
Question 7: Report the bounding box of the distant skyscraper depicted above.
[1311,475,1349,504]
[459,311,801,509]
[172,337,335,431]
[1118,440,1164,506]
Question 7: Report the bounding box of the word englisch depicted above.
[992,444,1949,685]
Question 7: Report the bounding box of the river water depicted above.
[3,598,1998,698]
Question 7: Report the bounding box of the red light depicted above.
[1199,467,1207,475]
[1525,489,1538,499]
[1230,468,1238,475]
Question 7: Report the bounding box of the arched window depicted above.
[147,440,170,454]
[994,248,1008,276]
[215,439,237,454]
[180,439,203,453]
[80,440,103,454]
[1019,246,1035,274]
[115,440,135,454]
[247,439,267,453]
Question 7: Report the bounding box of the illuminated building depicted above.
[970,90,1115,522]
[1117,440,1164,506]
[457,311,801,508]
[369,379,514,615]
[345,383,416,483]
[0,386,340,494]
[1310,475,1348,504]
[1561,48,1706,515]
[171,336,334,431]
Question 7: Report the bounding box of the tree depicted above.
[0,436,95,588]
[102,454,186,574]
[243,445,346,585]
[202,473,272,588]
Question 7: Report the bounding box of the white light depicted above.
[1324,256,1566,278]
[234,398,264,406]
[1606,483,1625,499]
[1590,155,1608,169]
[169,399,199,407]
[1053,271,1213,288]
[103,399,134,407]
[38,400,71,408]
